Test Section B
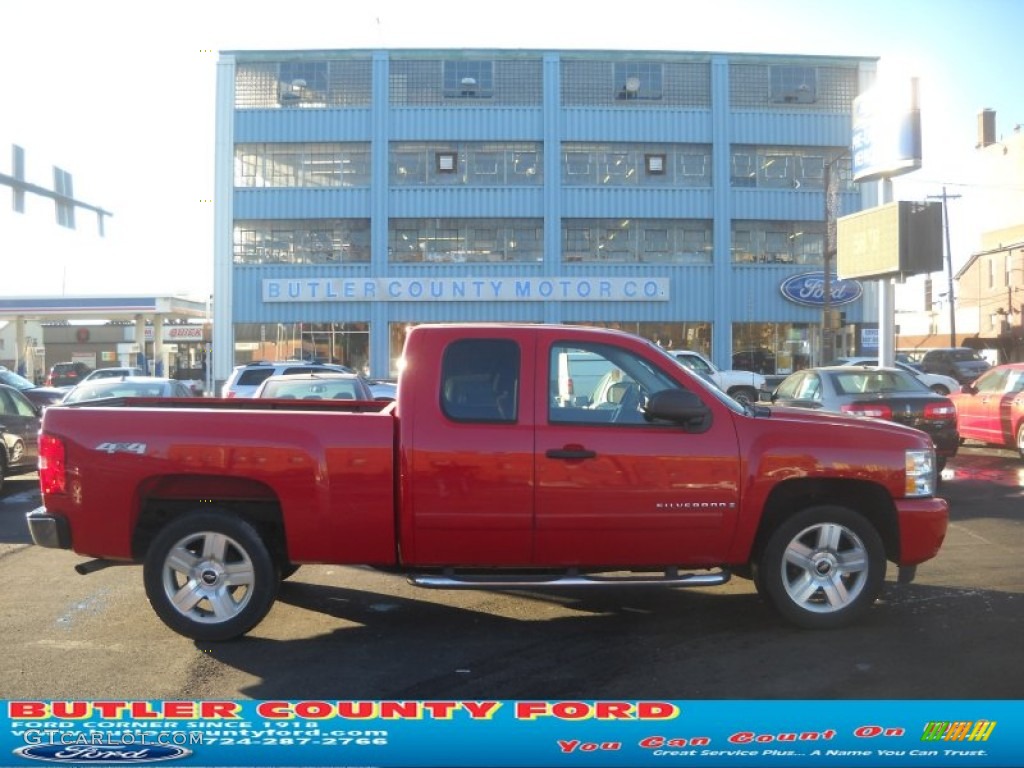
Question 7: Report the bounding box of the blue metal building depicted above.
[213,48,878,385]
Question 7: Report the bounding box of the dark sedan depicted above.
[0,383,41,492]
[0,366,66,409]
[769,366,959,468]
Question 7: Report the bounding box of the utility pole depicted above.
[821,154,845,365]
[927,186,961,347]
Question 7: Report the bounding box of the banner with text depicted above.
[1,699,1018,767]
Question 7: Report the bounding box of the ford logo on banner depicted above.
[14,744,191,763]
[779,272,863,307]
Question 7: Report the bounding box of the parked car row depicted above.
[3,352,1022,495]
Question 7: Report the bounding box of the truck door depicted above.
[402,335,536,565]
[535,340,741,566]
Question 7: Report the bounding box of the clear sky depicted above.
[1,0,1021,299]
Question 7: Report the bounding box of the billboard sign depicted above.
[852,78,922,182]
[837,200,943,280]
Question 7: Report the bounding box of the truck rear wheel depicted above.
[143,511,278,641]
[757,505,884,629]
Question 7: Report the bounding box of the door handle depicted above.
[546,448,597,460]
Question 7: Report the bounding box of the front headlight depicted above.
[905,449,936,497]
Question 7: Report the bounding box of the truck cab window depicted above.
[440,338,520,422]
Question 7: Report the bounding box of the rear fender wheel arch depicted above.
[142,510,278,641]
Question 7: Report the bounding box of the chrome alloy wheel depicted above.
[778,522,869,614]
[160,531,256,624]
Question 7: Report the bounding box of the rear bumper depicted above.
[926,426,960,458]
[26,507,71,550]
[895,496,949,565]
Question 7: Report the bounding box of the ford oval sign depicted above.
[14,744,191,763]
[779,272,863,307]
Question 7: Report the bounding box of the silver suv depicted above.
[920,347,991,386]
[221,361,353,398]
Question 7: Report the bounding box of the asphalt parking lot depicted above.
[0,443,1020,701]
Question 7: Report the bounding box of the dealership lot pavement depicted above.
[1,444,1020,700]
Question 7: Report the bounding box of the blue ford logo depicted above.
[779,271,863,307]
[14,745,191,763]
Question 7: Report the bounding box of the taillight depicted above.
[842,403,893,419]
[924,402,956,419]
[38,434,67,495]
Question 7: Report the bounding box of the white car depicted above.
[221,360,354,398]
[61,376,198,404]
[666,350,767,405]
[81,366,145,382]
[832,357,960,395]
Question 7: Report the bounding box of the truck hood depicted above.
[762,404,933,445]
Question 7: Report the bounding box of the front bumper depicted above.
[26,507,71,550]
[895,496,949,565]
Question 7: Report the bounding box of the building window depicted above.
[730,147,851,190]
[233,219,370,264]
[234,143,371,188]
[278,61,329,106]
[390,142,542,186]
[562,59,710,107]
[731,221,824,265]
[443,60,494,99]
[235,59,373,109]
[613,62,663,100]
[733,322,816,374]
[563,143,711,187]
[770,65,817,104]
[563,219,713,264]
[388,219,543,263]
[730,63,857,112]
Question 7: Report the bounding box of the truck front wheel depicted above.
[143,511,278,641]
[756,505,885,629]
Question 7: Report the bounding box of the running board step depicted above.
[409,568,730,589]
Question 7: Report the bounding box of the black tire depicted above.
[930,385,950,395]
[143,511,278,641]
[729,386,758,406]
[757,505,885,629]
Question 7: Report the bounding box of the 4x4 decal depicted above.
[95,442,147,455]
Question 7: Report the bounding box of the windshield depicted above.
[64,381,170,403]
[830,369,928,394]
[951,349,985,362]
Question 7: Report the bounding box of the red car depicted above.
[949,363,1024,457]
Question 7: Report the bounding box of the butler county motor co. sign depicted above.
[263,277,670,302]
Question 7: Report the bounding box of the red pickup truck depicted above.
[27,324,948,640]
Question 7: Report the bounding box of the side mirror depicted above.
[644,389,711,430]
[960,383,977,395]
